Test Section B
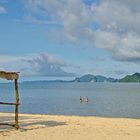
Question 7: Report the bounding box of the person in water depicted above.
[80,96,82,103]
[86,96,89,103]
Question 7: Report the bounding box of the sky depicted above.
[0,0,140,81]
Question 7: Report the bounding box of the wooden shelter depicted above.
[0,71,20,129]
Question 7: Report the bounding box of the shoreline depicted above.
[0,112,140,140]
[1,111,140,119]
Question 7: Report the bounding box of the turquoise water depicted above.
[0,82,140,118]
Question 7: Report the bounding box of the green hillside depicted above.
[119,73,140,82]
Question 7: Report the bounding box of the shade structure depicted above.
[0,71,20,129]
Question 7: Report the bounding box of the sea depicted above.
[0,82,140,119]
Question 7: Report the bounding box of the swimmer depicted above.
[86,96,89,103]
[80,96,82,103]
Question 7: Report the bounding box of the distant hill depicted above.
[73,74,97,82]
[21,73,140,83]
[119,73,140,82]
[96,75,118,82]
[72,74,118,83]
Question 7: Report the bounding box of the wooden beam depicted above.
[0,123,15,127]
[0,102,19,105]
[15,79,19,129]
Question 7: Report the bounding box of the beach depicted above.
[0,113,140,140]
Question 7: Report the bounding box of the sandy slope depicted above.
[0,113,140,140]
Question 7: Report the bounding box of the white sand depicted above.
[0,113,140,140]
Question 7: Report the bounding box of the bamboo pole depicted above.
[15,79,19,129]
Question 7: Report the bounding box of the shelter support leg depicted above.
[15,79,19,129]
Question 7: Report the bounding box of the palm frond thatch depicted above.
[0,71,19,80]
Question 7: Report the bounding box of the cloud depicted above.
[0,55,22,64]
[24,0,93,42]
[94,31,140,62]
[24,0,140,63]
[0,53,76,77]
[24,53,76,77]
[0,54,27,73]
[87,0,140,63]
[0,5,6,13]
[92,0,140,33]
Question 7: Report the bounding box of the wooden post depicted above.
[15,79,19,129]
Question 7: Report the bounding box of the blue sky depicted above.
[0,0,140,81]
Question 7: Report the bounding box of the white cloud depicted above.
[24,0,93,41]
[0,5,6,13]
[92,0,140,33]
[0,54,27,73]
[24,0,140,63]
[0,53,76,77]
[25,53,76,77]
[0,55,22,64]
[94,31,140,62]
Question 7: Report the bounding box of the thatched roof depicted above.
[0,71,19,80]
